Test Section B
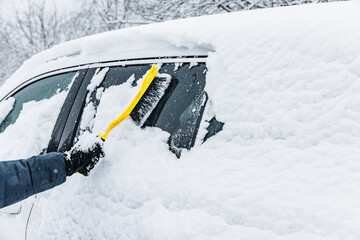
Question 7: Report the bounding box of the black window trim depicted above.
[54,68,97,152]
[47,69,89,152]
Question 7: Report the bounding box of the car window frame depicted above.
[55,57,207,153]
[0,66,89,153]
[0,67,88,221]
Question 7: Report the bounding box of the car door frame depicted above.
[0,65,89,240]
[0,66,91,153]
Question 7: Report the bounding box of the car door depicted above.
[23,57,225,239]
[0,69,86,240]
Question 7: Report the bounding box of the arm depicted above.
[0,152,66,209]
[0,139,104,209]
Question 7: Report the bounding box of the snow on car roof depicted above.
[1,1,359,100]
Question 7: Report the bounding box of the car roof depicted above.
[0,1,358,100]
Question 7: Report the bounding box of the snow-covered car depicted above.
[1,1,360,239]
[0,53,220,239]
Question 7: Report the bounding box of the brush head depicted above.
[130,73,172,126]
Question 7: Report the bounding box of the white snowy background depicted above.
[1,0,360,240]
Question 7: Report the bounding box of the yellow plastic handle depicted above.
[98,64,158,140]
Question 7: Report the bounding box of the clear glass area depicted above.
[169,92,208,155]
[203,116,225,143]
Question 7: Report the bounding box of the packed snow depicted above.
[0,92,68,159]
[79,68,109,132]
[0,97,15,124]
[1,1,360,239]
[87,68,109,94]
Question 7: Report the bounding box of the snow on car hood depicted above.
[6,1,360,239]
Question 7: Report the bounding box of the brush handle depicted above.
[98,65,158,140]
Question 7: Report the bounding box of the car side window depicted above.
[168,91,208,155]
[141,63,207,156]
[78,63,208,156]
[0,72,77,133]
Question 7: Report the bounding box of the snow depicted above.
[79,102,96,131]
[189,61,199,69]
[87,68,109,93]
[0,215,23,239]
[173,62,183,72]
[79,67,109,132]
[0,97,15,124]
[2,1,360,239]
[0,92,68,159]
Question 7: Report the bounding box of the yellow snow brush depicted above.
[98,64,159,141]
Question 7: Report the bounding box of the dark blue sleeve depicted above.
[0,152,66,208]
